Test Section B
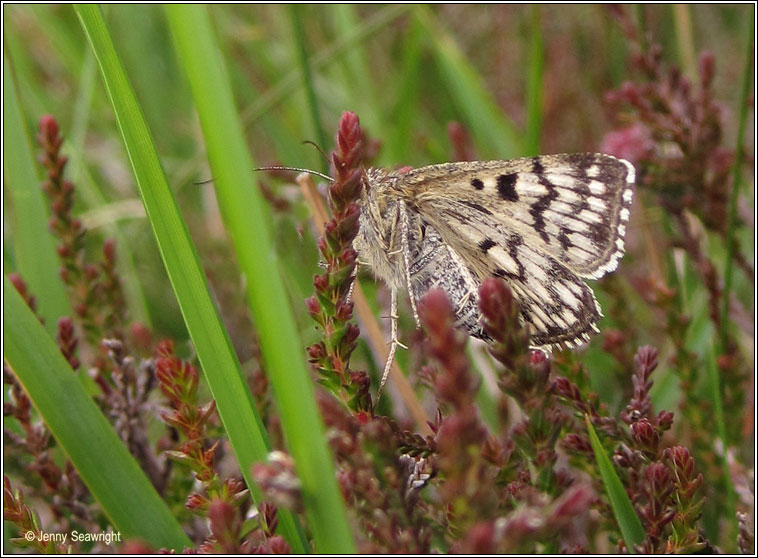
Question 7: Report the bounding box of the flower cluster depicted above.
[305,111,372,413]
[4,477,68,553]
[156,340,287,553]
[38,115,127,349]
[599,8,752,545]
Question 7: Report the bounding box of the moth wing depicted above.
[406,217,482,336]
[414,215,602,347]
[398,153,635,279]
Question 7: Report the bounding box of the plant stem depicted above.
[719,12,754,351]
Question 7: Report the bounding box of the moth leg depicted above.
[398,202,421,327]
[346,261,359,304]
[376,286,399,400]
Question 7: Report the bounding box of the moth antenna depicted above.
[302,140,330,164]
[193,166,334,186]
[250,166,334,182]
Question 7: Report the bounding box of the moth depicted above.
[352,153,635,395]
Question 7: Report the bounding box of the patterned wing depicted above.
[397,153,635,279]
[394,153,634,347]
[406,215,602,347]
[404,214,482,335]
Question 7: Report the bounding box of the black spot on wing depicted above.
[497,174,519,202]
[471,178,484,190]
[478,238,496,253]
[543,322,568,340]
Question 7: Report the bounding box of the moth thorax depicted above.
[363,167,383,193]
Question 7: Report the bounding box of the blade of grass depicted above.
[634,5,648,54]
[240,4,410,128]
[3,53,72,336]
[29,5,87,80]
[385,14,425,163]
[706,342,738,549]
[109,5,189,153]
[70,47,97,148]
[73,4,308,552]
[415,5,523,159]
[671,5,697,83]
[720,12,754,350]
[4,276,191,550]
[585,415,646,552]
[65,39,152,327]
[524,5,544,156]
[289,5,329,161]
[3,27,50,119]
[606,13,627,86]
[331,5,384,142]
[164,5,355,553]
[712,18,753,547]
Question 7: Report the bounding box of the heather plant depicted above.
[3,4,753,555]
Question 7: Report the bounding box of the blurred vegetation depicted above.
[3,4,753,554]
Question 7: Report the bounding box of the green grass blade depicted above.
[385,14,425,163]
[3,53,72,336]
[712,18,753,547]
[415,6,523,159]
[165,5,355,553]
[709,18,753,547]
[289,5,329,159]
[524,5,544,156]
[671,5,698,82]
[331,5,385,142]
[240,5,410,128]
[720,12,754,349]
[585,415,646,552]
[706,342,738,547]
[4,276,191,550]
[74,5,309,552]
[70,47,97,147]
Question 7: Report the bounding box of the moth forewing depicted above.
[396,154,635,279]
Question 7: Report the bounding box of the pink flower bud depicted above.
[38,114,59,141]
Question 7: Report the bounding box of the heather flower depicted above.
[600,122,655,164]
[8,274,38,317]
[305,111,371,413]
[251,451,303,514]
